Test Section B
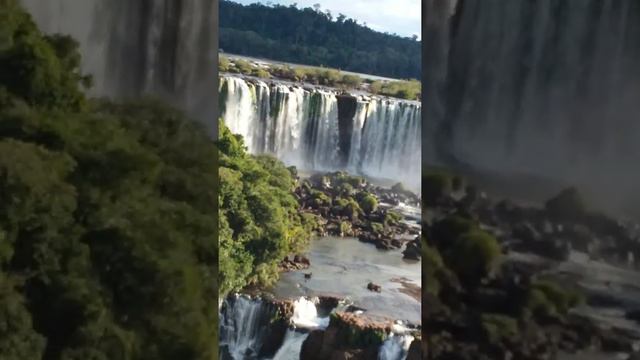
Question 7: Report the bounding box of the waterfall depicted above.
[219,296,274,360]
[425,0,640,213]
[219,296,330,359]
[20,0,216,132]
[220,75,422,190]
[271,330,308,360]
[290,297,330,330]
[378,334,414,360]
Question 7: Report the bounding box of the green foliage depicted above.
[480,314,519,344]
[430,215,476,252]
[423,172,453,204]
[359,194,378,214]
[424,237,444,295]
[0,3,218,358]
[219,55,231,72]
[524,280,585,320]
[384,211,403,226]
[219,1,421,79]
[448,230,502,288]
[370,222,384,234]
[0,4,90,110]
[545,187,587,222]
[218,122,309,295]
[339,221,352,236]
[0,274,46,359]
[369,79,421,100]
[310,189,331,208]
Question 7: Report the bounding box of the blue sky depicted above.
[232,0,421,39]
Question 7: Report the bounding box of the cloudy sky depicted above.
[232,0,421,39]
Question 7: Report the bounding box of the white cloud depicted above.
[232,0,421,39]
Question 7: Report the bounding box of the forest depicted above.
[1,2,219,359]
[219,0,421,80]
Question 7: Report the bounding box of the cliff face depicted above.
[425,0,640,215]
[21,0,217,135]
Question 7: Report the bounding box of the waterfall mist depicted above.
[220,76,422,191]
[424,0,640,216]
[20,0,217,135]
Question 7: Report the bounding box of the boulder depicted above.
[367,282,382,292]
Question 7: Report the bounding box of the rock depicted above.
[627,309,640,323]
[367,282,381,292]
[300,330,326,360]
[403,238,421,260]
[406,338,422,360]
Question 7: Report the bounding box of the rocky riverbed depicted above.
[424,172,640,360]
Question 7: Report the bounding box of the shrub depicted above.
[370,222,384,234]
[384,211,403,226]
[219,55,231,72]
[449,230,502,287]
[544,187,586,222]
[430,215,475,251]
[339,221,352,236]
[423,172,452,204]
[529,280,585,316]
[481,314,519,344]
[253,68,270,78]
[359,194,378,214]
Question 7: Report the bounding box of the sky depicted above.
[233,0,421,39]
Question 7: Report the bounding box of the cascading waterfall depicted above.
[220,75,422,190]
[424,0,640,213]
[20,0,216,133]
[378,335,415,360]
[378,323,415,360]
[219,296,274,360]
[270,330,308,360]
[219,296,330,360]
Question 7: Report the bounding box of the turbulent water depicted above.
[21,0,216,133]
[424,0,640,213]
[220,76,422,190]
[379,334,414,360]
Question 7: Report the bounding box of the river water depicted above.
[272,236,422,325]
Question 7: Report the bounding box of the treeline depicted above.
[1,2,217,359]
[219,0,421,80]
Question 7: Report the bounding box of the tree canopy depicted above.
[219,0,421,80]
[0,2,218,359]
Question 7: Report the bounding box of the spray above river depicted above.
[219,75,422,191]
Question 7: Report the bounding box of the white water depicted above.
[220,296,331,359]
[270,330,308,360]
[290,297,330,330]
[220,76,421,190]
[220,296,271,360]
[378,333,415,360]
